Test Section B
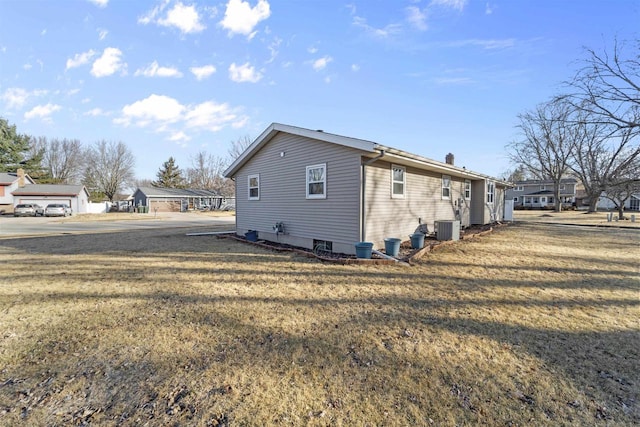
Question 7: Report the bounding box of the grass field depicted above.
[0,221,638,426]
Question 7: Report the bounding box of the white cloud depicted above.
[158,1,205,33]
[138,0,167,25]
[434,76,474,85]
[23,63,32,70]
[88,0,109,7]
[311,56,332,71]
[485,2,493,14]
[66,49,96,70]
[190,65,217,80]
[140,1,204,34]
[445,38,516,50]
[169,131,190,142]
[115,94,247,140]
[134,61,183,78]
[24,103,61,122]
[430,0,468,11]
[2,88,29,109]
[2,87,48,109]
[185,101,237,131]
[406,6,427,31]
[266,37,281,63]
[307,46,318,54]
[352,16,402,38]
[84,108,107,116]
[91,47,126,77]
[118,94,185,126]
[351,64,360,72]
[41,29,47,36]
[228,62,262,83]
[97,28,109,40]
[220,0,270,39]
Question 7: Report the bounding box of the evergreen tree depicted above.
[152,157,186,188]
[0,117,41,174]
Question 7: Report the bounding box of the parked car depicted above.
[14,203,45,217]
[45,203,72,217]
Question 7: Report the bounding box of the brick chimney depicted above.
[445,153,454,165]
[17,168,26,187]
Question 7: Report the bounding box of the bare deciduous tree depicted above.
[83,140,135,202]
[603,157,640,219]
[508,99,578,211]
[187,151,224,189]
[569,116,639,212]
[32,137,85,184]
[564,39,640,137]
[186,151,235,197]
[227,135,253,162]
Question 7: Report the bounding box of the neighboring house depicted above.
[506,179,577,209]
[596,192,640,211]
[0,169,36,213]
[132,187,232,212]
[224,123,509,255]
[12,184,90,214]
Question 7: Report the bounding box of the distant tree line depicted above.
[1,116,252,202]
[506,37,639,218]
[148,135,251,198]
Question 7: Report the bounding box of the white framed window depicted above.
[441,175,451,199]
[559,184,566,191]
[464,179,471,200]
[487,181,495,204]
[248,174,260,200]
[306,163,326,199]
[513,197,519,202]
[515,185,524,191]
[391,165,405,198]
[540,185,546,190]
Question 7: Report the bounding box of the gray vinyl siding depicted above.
[234,132,362,252]
[364,161,470,248]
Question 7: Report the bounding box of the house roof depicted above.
[12,184,89,197]
[224,123,509,185]
[135,186,221,198]
[513,178,578,185]
[0,172,35,185]
[526,190,576,197]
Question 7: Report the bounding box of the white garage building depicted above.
[12,184,90,214]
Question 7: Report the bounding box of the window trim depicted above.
[487,181,495,204]
[441,175,451,200]
[306,163,327,199]
[515,185,524,191]
[248,174,260,200]
[391,164,406,199]
[464,179,471,200]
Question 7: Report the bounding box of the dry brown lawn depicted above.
[515,209,640,228]
[0,222,638,426]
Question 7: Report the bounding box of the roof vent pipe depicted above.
[445,153,454,165]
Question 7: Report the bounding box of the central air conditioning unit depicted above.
[436,220,460,241]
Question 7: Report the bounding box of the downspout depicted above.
[361,150,385,242]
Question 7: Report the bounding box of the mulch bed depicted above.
[219,222,507,266]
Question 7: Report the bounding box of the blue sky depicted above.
[1,0,638,181]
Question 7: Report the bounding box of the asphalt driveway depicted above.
[0,212,235,238]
